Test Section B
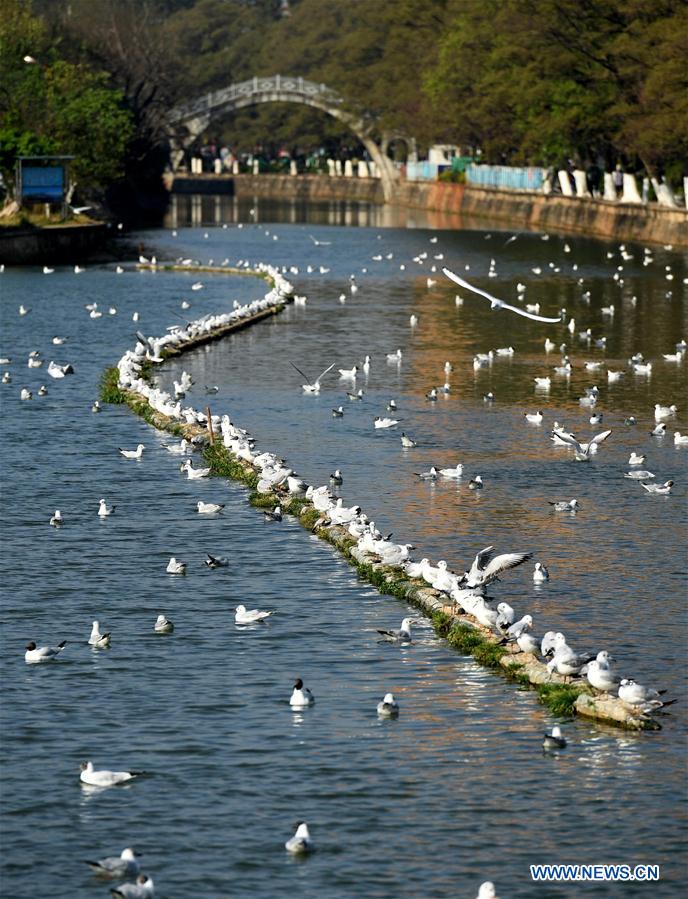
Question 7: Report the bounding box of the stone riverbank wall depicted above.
[213,173,688,248]
[0,223,110,265]
[102,263,665,732]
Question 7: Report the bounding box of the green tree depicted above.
[0,0,134,195]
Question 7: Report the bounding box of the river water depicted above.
[1,198,686,898]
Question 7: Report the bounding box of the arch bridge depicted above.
[168,75,406,201]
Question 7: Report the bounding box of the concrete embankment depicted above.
[179,172,688,248]
[102,264,663,732]
[0,223,110,265]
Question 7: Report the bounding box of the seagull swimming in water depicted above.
[400,433,417,448]
[98,499,115,517]
[109,874,154,898]
[549,498,579,512]
[154,615,174,633]
[166,557,186,574]
[80,761,145,788]
[85,847,139,878]
[235,604,274,624]
[377,617,415,642]
[289,678,315,707]
[285,822,314,854]
[290,361,334,394]
[119,444,144,460]
[376,692,399,717]
[197,501,224,514]
[88,621,111,648]
[543,725,567,750]
[641,480,673,494]
[442,268,562,322]
[533,562,549,582]
[25,640,66,663]
[205,553,229,568]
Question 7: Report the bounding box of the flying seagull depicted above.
[289,361,335,394]
[442,268,562,322]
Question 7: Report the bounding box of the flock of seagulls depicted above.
[7,227,684,896]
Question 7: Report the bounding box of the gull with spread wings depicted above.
[290,361,335,394]
[461,545,533,589]
[442,267,562,323]
[552,426,612,461]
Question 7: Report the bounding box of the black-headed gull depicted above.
[154,615,174,633]
[377,617,415,642]
[197,501,224,514]
[533,562,549,582]
[641,480,673,494]
[166,557,186,574]
[25,640,66,663]
[80,761,144,787]
[552,428,611,461]
[109,873,154,898]
[289,678,315,707]
[98,499,115,517]
[549,499,579,512]
[89,621,111,648]
[119,444,144,460]
[463,546,532,588]
[235,604,274,624]
[85,847,139,878]
[289,361,334,394]
[543,725,567,750]
[205,553,228,568]
[285,822,313,854]
[442,268,562,322]
[376,692,399,717]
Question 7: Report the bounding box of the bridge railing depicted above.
[171,75,342,122]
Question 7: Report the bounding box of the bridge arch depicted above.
[168,75,398,201]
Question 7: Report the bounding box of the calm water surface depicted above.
[1,199,687,898]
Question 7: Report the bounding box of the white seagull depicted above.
[641,480,673,494]
[109,874,154,898]
[80,761,144,787]
[25,640,66,663]
[197,500,224,514]
[119,444,144,460]
[166,557,186,574]
[289,678,315,707]
[549,499,579,512]
[98,499,115,517]
[442,268,562,322]
[543,725,567,750]
[533,562,549,582]
[285,822,314,854]
[377,617,415,642]
[376,692,399,717]
[552,428,612,461]
[88,621,111,648]
[464,546,532,588]
[235,604,274,624]
[154,615,174,633]
[181,459,211,479]
[290,361,335,394]
[85,847,139,878]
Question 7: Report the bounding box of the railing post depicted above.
[276,74,280,91]
[253,75,258,92]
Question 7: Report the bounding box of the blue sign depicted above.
[21,165,65,202]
